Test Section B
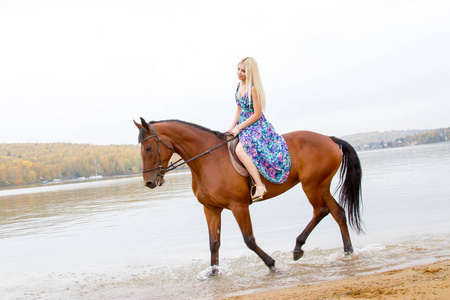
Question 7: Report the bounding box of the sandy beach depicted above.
[224,259,450,300]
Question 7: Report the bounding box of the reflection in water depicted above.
[0,143,449,299]
[0,172,192,239]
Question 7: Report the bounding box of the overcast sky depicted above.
[1,0,449,145]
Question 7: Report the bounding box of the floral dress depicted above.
[236,83,291,184]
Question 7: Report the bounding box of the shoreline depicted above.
[223,259,450,300]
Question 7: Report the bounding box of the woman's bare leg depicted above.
[236,142,266,197]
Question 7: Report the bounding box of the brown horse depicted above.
[134,118,363,272]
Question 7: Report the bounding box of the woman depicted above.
[227,57,291,202]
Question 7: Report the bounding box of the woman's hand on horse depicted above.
[230,126,241,136]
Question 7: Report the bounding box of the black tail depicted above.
[330,136,364,233]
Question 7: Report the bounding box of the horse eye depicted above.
[146,146,152,151]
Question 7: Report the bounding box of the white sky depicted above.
[1,0,449,144]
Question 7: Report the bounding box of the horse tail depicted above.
[330,136,364,233]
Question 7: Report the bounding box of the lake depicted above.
[1,142,449,299]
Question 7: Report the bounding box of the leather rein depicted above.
[141,123,238,176]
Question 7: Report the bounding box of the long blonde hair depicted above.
[238,57,266,111]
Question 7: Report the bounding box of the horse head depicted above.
[134,117,173,189]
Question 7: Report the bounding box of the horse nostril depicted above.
[145,181,156,189]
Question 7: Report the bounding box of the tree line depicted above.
[0,143,182,186]
[348,127,450,151]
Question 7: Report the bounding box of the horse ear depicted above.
[134,120,143,130]
[140,117,150,133]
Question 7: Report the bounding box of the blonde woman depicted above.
[227,57,291,202]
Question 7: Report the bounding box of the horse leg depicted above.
[231,205,276,270]
[323,188,354,255]
[203,205,223,275]
[293,188,329,260]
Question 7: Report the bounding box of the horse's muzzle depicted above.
[145,175,165,189]
[145,181,157,189]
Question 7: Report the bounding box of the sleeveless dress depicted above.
[236,83,291,184]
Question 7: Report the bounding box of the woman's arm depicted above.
[227,105,241,133]
[237,86,262,130]
[230,86,262,136]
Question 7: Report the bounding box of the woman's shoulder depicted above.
[251,84,258,95]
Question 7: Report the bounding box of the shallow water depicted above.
[1,142,449,299]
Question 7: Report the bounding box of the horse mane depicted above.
[138,119,228,143]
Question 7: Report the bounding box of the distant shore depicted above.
[223,259,450,300]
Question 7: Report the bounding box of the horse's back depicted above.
[283,131,342,185]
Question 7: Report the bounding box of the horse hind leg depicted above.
[322,188,354,255]
[293,188,330,260]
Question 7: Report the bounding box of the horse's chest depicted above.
[192,181,208,204]
[192,183,227,208]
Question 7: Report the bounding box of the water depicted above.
[1,142,449,299]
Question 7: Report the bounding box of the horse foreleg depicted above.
[203,205,223,274]
[231,205,276,270]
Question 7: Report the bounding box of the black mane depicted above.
[138,119,228,143]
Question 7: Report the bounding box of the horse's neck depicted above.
[160,123,222,168]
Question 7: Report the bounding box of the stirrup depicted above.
[251,185,267,203]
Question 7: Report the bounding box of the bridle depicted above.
[140,123,238,177]
[141,124,175,176]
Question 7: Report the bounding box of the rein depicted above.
[141,123,238,175]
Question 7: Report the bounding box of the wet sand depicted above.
[224,259,450,300]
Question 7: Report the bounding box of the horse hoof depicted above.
[345,246,354,255]
[269,265,277,273]
[208,265,220,276]
[293,250,304,261]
